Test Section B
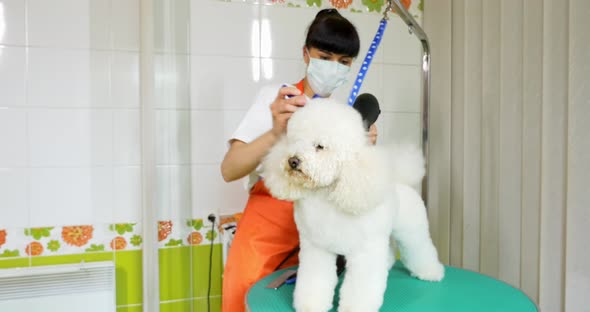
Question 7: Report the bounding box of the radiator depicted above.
[0,261,116,312]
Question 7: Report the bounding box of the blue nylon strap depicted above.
[348,18,388,106]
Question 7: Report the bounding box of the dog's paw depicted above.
[294,300,332,312]
[411,262,445,282]
[293,292,333,312]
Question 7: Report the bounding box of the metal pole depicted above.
[388,0,431,206]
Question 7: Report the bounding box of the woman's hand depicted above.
[270,86,306,137]
[368,124,378,145]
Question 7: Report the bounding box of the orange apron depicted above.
[221,180,299,312]
[221,81,305,312]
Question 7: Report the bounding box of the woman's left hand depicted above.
[368,124,378,145]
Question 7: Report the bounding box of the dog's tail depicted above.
[387,144,425,188]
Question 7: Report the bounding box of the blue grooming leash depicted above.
[348,17,389,106]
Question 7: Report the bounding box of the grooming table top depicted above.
[246,262,537,312]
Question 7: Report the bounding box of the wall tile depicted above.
[157,219,194,249]
[155,110,169,164]
[156,110,191,165]
[190,0,259,57]
[30,251,114,266]
[156,165,192,221]
[108,223,142,251]
[91,110,116,165]
[88,0,111,50]
[0,256,29,269]
[29,168,93,227]
[111,0,140,51]
[91,167,115,224]
[25,224,111,256]
[191,244,222,298]
[261,58,308,89]
[0,226,28,259]
[155,53,191,109]
[376,112,421,146]
[191,110,226,164]
[117,306,143,312]
[382,16,421,65]
[111,52,140,108]
[154,0,190,54]
[382,64,421,112]
[192,297,221,312]
[113,110,141,165]
[171,111,191,164]
[0,46,25,107]
[27,48,91,107]
[341,10,385,64]
[191,165,248,219]
[0,109,26,167]
[160,300,191,312]
[28,109,112,166]
[190,55,262,110]
[27,0,91,48]
[90,51,112,107]
[0,0,26,45]
[159,246,191,301]
[112,166,142,223]
[260,4,316,59]
[115,250,143,306]
[0,169,27,228]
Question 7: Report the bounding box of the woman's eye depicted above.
[315,144,324,151]
[320,56,330,60]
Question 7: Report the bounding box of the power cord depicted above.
[207,213,216,312]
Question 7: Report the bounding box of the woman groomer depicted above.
[220,9,377,312]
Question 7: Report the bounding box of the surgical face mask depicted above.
[306,57,351,97]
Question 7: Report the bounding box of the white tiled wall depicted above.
[0,0,423,228]
[0,0,141,228]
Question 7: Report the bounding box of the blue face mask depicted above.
[306,56,351,97]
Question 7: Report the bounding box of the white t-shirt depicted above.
[231,84,283,145]
[229,83,312,190]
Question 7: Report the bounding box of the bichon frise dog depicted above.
[261,98,444,312]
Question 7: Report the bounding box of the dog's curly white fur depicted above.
[262,98,444,312]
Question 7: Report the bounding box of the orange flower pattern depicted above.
[62,225,94,247]
[158,221,173,242]
[0,230,6,248]
[1,219,220,256]
[330,0,353,9]
[26,241,44,256]
[110,236,128,250]
[187,231,203,245]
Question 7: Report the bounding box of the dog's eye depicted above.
[315,144,324,151]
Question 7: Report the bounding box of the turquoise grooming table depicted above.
[246,263,537,312]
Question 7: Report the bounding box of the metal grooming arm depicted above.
[388,0,431,205]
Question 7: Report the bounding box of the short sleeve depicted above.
[229,84,283,144]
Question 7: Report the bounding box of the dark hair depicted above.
[305,9,360,58]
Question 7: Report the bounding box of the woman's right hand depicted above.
[270,86,307,137]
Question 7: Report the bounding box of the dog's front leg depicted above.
[293,237,338,312]
[337,239,390,312]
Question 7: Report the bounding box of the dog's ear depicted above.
[328,146,388,215]
[261,136,304,201]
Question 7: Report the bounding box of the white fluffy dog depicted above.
[261,98,444,312]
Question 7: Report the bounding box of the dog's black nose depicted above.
[288,156,300,169]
